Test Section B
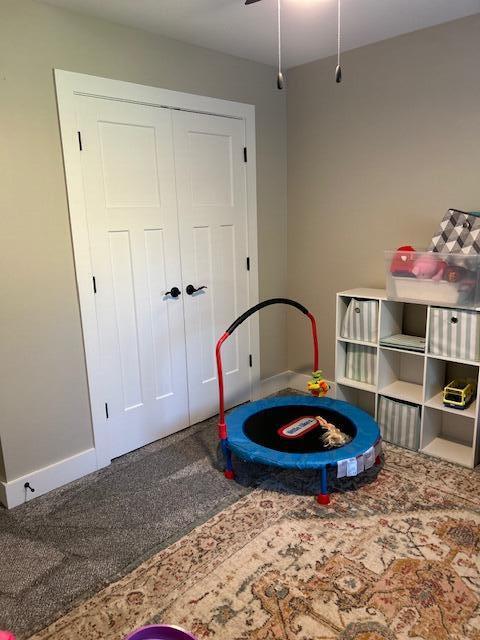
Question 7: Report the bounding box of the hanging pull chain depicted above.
[277,0,284,89]
[335,0,342,83]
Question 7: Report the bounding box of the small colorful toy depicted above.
[125,625,198,640]
[443,379,476,410]
[0,632,16,640]
[307,370,329,396]
[444,265,468,283]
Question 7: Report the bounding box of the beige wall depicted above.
[0,0,287,481]
[287,15,480,379]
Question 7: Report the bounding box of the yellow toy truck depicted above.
[443,379,476,410]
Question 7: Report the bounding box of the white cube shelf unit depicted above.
[336,288,480,468]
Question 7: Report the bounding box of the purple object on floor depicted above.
[125,625,198,640]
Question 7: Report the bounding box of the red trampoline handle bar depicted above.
[215,299,319,439]
[215,332,229,437]
[308,312,319,372]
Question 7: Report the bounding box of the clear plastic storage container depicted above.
[385,249,480,309]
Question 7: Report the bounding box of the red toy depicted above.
[0,632,16,640]
[390,245,416,277]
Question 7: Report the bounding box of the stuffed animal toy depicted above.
[412,253,445,280]
[390,245,416,277]
[316,416,352,448]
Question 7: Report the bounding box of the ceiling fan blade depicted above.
[245,0,263,4]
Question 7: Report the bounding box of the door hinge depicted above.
[249,354,253,367]
[243,147,247,163]
[77,131,83,151]
[246,256,250,271]
[92,276,97,294]
[105,402,109,419]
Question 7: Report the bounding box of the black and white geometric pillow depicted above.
[429,209,480,255]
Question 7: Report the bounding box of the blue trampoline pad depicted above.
[226,395,380,469]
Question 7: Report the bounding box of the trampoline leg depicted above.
[222,440,235,480]
[316,466,330,505]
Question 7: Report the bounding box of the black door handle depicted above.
[165,286,181,298]
[186,284,207,295]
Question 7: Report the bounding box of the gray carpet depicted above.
[0,409,278,639]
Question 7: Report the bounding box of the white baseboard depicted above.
[259,371,336,397]
[287,371,310,392]
[258,370,292,397]
[0,448,97,509]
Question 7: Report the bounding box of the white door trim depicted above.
[54,70,260,469]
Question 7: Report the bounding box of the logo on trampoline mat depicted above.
[278,416,320,439]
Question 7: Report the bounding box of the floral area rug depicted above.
[30,444,480,640]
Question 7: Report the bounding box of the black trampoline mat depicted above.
[243,405,357,453]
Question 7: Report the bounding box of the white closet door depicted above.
[173,111,251,424]
[77,96,189,459]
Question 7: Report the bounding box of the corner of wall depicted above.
[0,438,7,507]
[0,436,6,484]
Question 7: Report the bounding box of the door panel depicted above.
[109,230,143,411]
[98,121,161,208]
[144,228,175,400]
[187,132,234,206]
[191,225,217,383]
[78,97,189,459]
[173,111,250,424]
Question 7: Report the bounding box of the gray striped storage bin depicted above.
[378,396,420,450]
[341,298,378,343]
[345,344,376,385]
[429,307,480,361]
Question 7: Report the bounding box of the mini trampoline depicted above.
[215,299,382,504]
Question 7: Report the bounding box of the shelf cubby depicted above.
[421,407,475,467]
[378,347,424,405]
[379,300,427,343]
[335,288,480,468]
[424,358,478,419]
[335,340,377,393]
[336,384,376,418]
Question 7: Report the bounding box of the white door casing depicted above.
[77,97,189,459]
[173,111,251,424]
[55,71,260,468]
